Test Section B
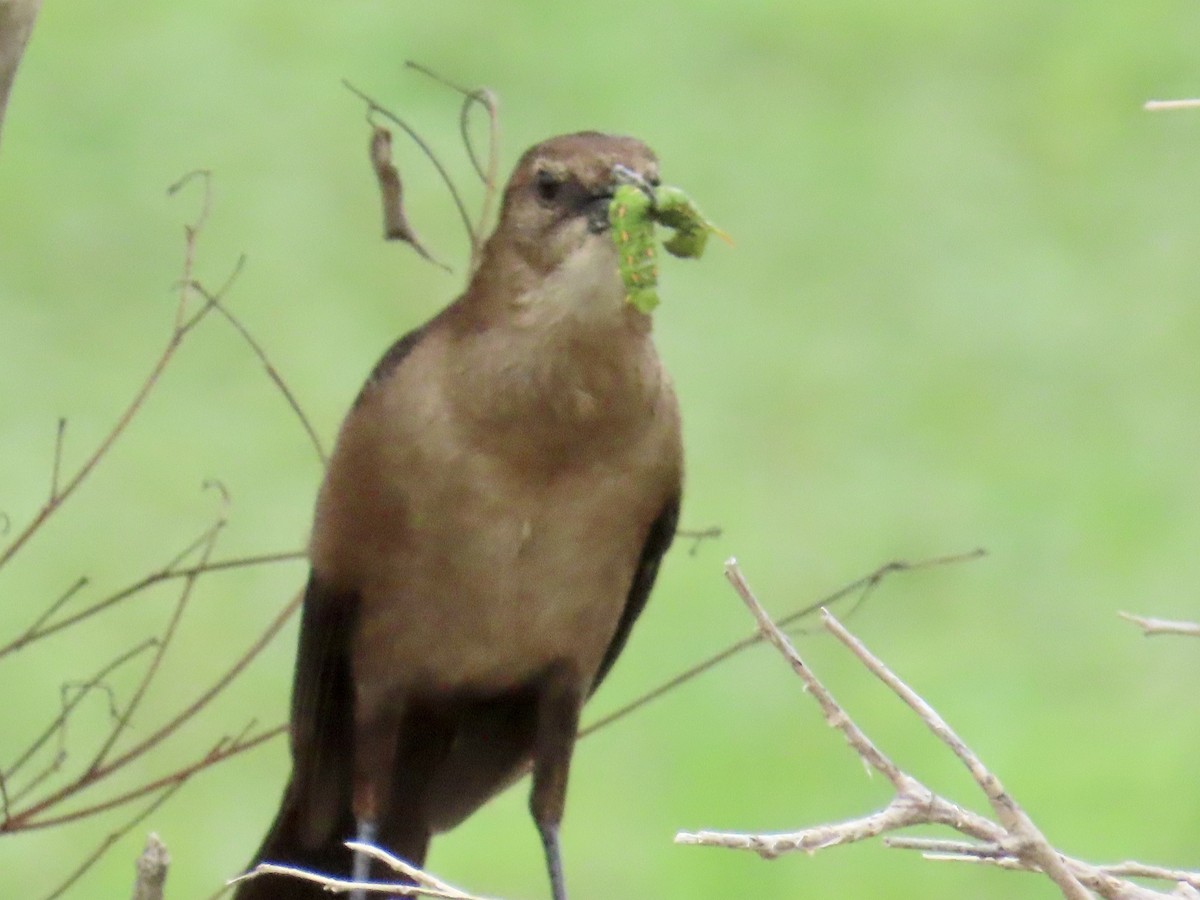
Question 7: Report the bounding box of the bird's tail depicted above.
[229,776,357,900]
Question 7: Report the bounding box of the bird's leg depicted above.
[529,663,584,900]
[350,709,400,900]
[351,818,377,884]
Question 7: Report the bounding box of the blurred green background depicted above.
[3,2,1200,898]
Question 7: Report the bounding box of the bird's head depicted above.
[478,132,659,308]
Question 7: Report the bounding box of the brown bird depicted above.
[233,132,683,900]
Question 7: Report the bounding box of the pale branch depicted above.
[819,608,1090,898]
[130,833,170,900]
[42,785,180,900]
[1119,612,1200,638]
[676,558,1196,900]
[1144,99,1200,111]
[231,846,497,900]
[346,841,484,898]
[888,837,1200,892]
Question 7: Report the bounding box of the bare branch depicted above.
[130,833,170,900]
[676,558,1194,900]
[402,61,502,272]
[1119,612,1200,638]
[0,173,228,575]
[0,550,302,659]
[198,284,329,464]
[1144,99,1200,111]
[230,851,496,900]
[49,417,65,500]
[343,79,476,259]
[580,548,984,740]
[41,785,180,900]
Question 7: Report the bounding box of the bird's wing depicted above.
[590,492,681,695]
[286,573,358,846]
[288,326,430,844]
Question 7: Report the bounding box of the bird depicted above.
[231,131,683,900]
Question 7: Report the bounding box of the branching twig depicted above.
[0,174,225,575]
[674,525,722,556]
[402,61,502,272]
[4,639,158,791]
[3,583,300,831]
[42,787,180,900]
[231,841,496,900]
[87,487,228,771]
[343,80,476,258]
[197,280,330,464]
[0,550,302,658]
[579,548,985,739]
[676,558,1196,900]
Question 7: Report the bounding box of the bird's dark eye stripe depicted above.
[533,171,595,213]
[535,170,562,202]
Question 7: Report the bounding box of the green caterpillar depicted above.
[609,178,727,314]
[609,184,660,313]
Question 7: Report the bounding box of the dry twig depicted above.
[129,833,170,900]
[230,840,496,899]
[675,558,1199,900]
[1119,612,1200,638]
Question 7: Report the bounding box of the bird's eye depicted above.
[535,170,563,203]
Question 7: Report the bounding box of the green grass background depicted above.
[3,2,1200,898]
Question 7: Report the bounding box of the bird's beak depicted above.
[585,190,614,234]
[611,163,656,200]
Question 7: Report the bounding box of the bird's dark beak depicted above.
[585,191,613,234]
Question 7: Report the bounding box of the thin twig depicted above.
[580,548,985,739]
[343,80,476,255]
[15,724,282,832]
[0,550,302,658]
[200,284,329,464]
[675,525,722,556]
[1145,99,1200,111]
[677,558,1189,900]
[41,785,181,900]
[88,492,227,772]
[1119,612,1200,638]
[3,584,300,831]
[400,64,502,262]
[346,842,481,897]
[49,417,66,500]
[230,860,493,900]
[0,173,224,575]
[4,639,158,785]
